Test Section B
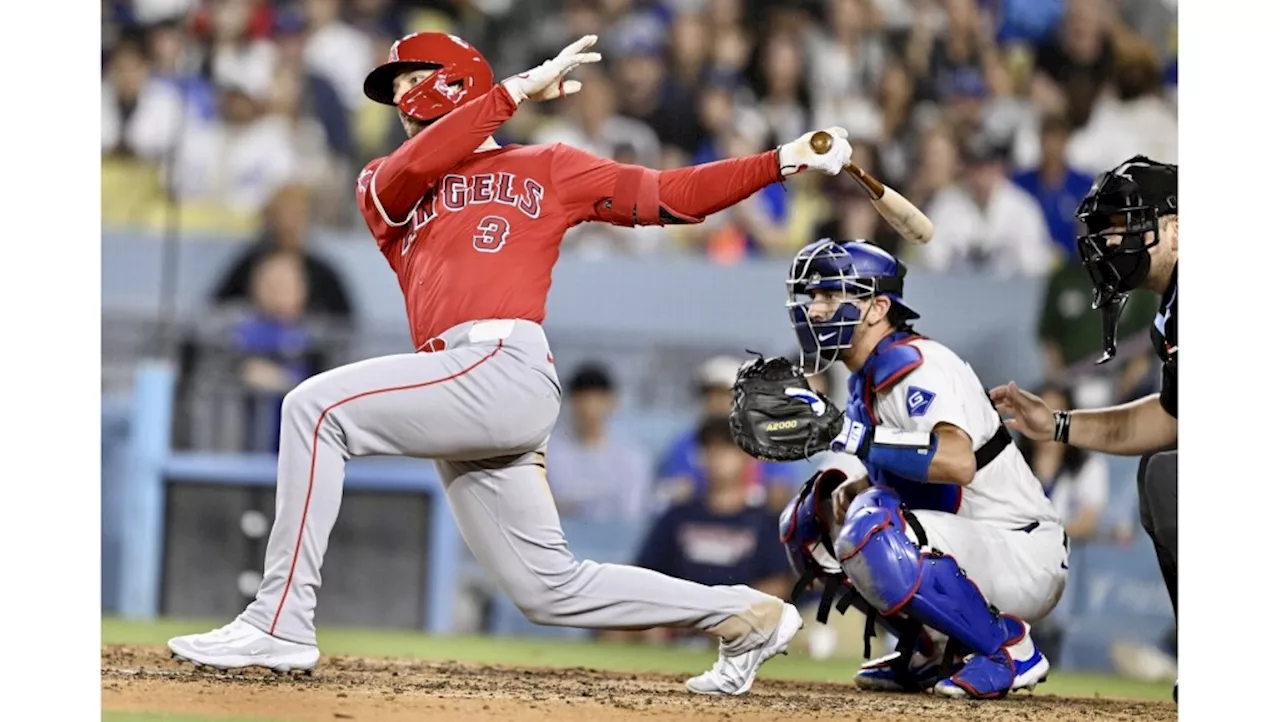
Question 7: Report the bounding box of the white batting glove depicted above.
[502,35,602,104]
[778,127,853,177]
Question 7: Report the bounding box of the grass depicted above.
[102,617,1171,702]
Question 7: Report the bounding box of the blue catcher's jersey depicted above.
[845,331,961,514]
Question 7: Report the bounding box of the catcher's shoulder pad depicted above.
[867,339,924,393]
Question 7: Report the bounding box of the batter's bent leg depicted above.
[239,343,559,645]
[437,454,788,654]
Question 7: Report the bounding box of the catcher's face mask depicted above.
[786,240,915,375]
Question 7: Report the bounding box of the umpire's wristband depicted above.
[1053,410,1072,444]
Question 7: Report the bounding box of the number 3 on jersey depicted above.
[473,215,511,253]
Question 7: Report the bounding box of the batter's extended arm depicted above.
[367,87,520,225]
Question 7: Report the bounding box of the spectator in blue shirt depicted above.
[232,250,319,452]
[638,415,792,593]
[656,356,800,513]
[1013,113,1095,259]
[610,415,793,647]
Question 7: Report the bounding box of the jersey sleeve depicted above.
[877,351,971,437]
[356,158,396,248]
[549,142,622,225]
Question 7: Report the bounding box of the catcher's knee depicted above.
[834,497,922,615]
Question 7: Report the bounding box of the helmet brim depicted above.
[363,61,440,106]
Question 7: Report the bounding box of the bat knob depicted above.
[809,130,833,155]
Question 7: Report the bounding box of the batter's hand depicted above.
[988,381,1055,442]
[778,127,853,177]
[502,35,602,104]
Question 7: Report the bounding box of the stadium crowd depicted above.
[102,0,1176,669]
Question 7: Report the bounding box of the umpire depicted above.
[989,155,1178,696]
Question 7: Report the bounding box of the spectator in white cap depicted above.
[655,356,803,513]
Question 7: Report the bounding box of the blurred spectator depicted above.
[200,0,279,110]
[628,414,794,646]
[1012,113,1095,259]
[232,249,321,451]
[746,30,810,148]
[102,31,186,160]
[873,58,922,187]
[170,62,300,217]
[1066,40,1177,175]
[991,0,1065,46]
[211,183,355,323]
[614,34,702,157]
[1115,0,1178,65]
[146,15,219,124]
[274,6,355,162]
[301,0,376,113]
[546,363,656,522]
[656,356,799,513]
[807,0,890,143]
[668,9,711,94]
[1036,257,1157,390]
[533,64,662,168]
[917,132,1056,277]
[907,0,1000,105]
[1016,384,1111,542]
[906,123,960,210]
[1031,0,1114,126]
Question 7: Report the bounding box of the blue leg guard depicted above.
[833,490,1008,659]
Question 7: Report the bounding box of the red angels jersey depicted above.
[357,143,617,350]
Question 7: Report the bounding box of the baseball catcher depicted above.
[731,239,1068,699]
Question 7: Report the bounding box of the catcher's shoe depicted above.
[685,602,804,696]
[854,642,947,693]
[933,617,1048,700]
[168,619,319,673]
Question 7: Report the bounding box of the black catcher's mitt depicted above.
[728,354,845,462]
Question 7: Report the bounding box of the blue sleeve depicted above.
[1011,171,1037,196]
[634,509,680,575]
[761,461,800,489]
[658,434,697,479]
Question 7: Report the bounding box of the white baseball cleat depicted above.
[685,603,804,696]
[167,619,320,673]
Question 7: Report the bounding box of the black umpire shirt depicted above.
[1151,263,1178,417]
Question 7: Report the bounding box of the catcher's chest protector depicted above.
[848,332,961,514]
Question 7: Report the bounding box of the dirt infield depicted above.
[102,645,1176,722]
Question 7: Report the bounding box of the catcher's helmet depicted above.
[1074,155,1177,363]
[786,240,918,374]
[363,32,495,122]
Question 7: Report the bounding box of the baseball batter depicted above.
[729,240,1068,699]
[167,32,856,696]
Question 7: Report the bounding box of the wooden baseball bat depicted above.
[809,130,934,244]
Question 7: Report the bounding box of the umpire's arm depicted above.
[1063,393,1177,456]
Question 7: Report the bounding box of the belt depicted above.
[417,337,448,353]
